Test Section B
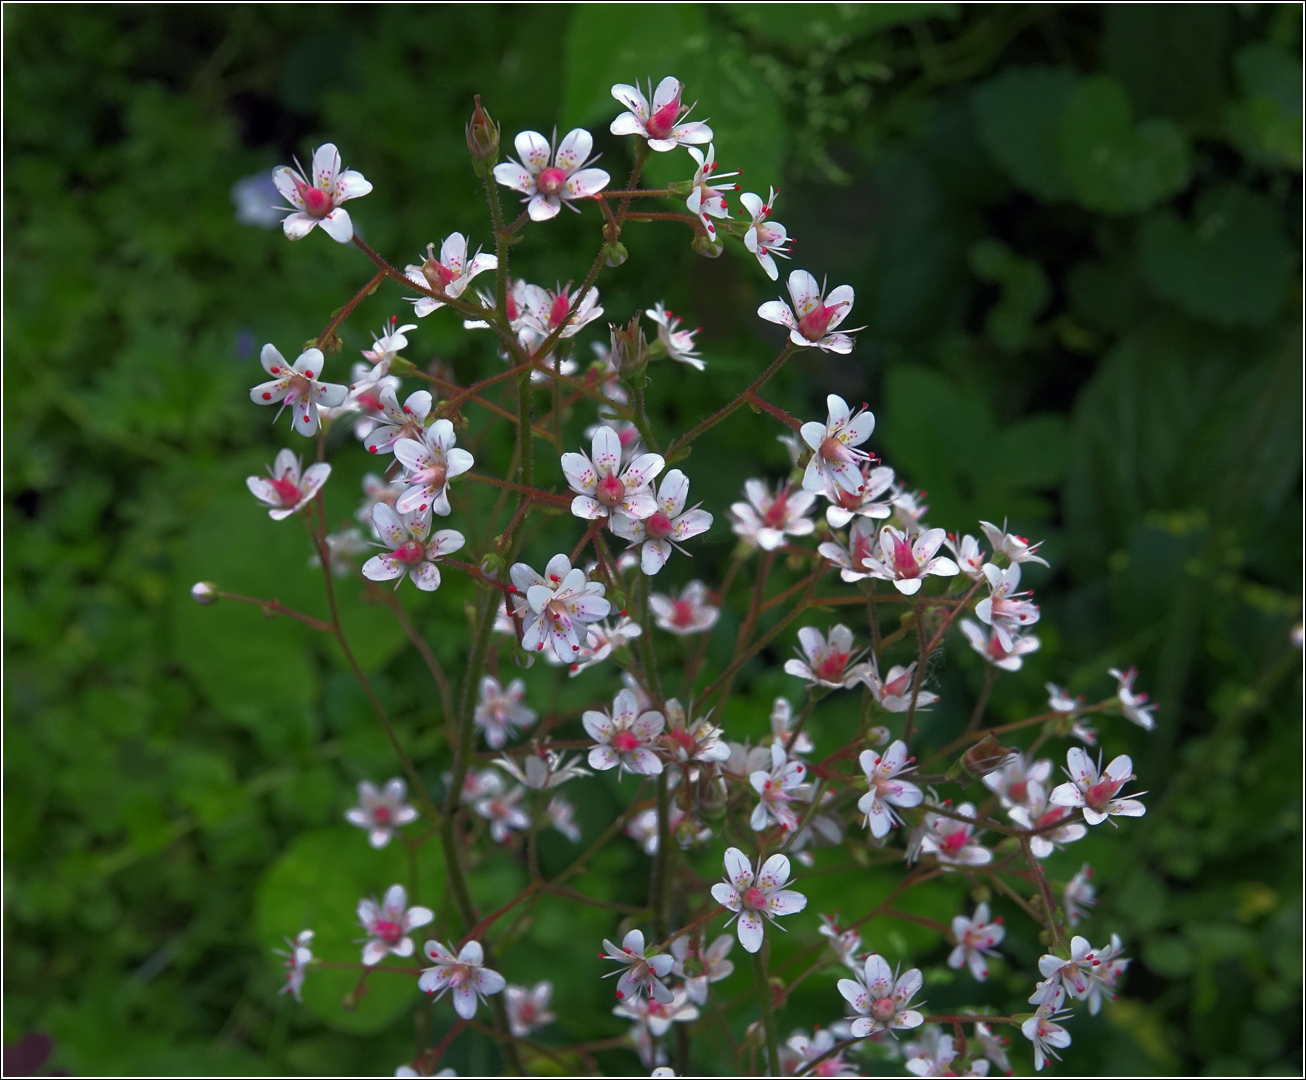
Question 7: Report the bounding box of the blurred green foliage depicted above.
[4,4,1301,1076]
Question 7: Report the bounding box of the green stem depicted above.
[752,946,780,1077]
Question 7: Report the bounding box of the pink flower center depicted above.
[851,532,875,570]
[394,540,427,566]
[412,461,448,492]
[294,177,332,218]
[270,477,302,506]
[941,827,970,852]
[506,293,520,322]
[611,730,642,754]
[647,96,682,139]
[798,303,834,342]
[882,670,913,698]
[761,490,790,528]
[536,166,567,196]
[518,1002,536,1023]
[667,728,696,753]
[422,258,458,291]
[548,292,571,329]
[373,919,403,944]
[596,472,626,506]
[1084,776,1125,810]
[816,650,850,682]
[743,886,768,911]
[1008,780,1028,804]
[1036,806,1069,829]
[819,434,854,464]
[372,805,392,824]
[672,600,695,626]
[356,392,383,413]
[891,536,920,578]
[645,511,674,539]
[870,996,897,1022]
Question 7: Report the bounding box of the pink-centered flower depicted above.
[1009,782,1088,858]
[784,624,868,689]
[649,579,720,636]
[861,525,961,596]
[749,742,808,833]
[1108,666,1157,731]
[357,884,433,966]
[509,553,611,658]
[474,676,537,749]
[818,516,885,584]
[818,914,864,970]
[272,144,371,242]
[822,463,896,529]
[520,281,605,343]
[740,188,793,281]
[250,344,349,436]
[1022,1004,1072,1072]
[1063,863,1097,928]
[973,1021,1012,1074]
[506,980,555,1038]
[917,802,993,868]
[980,519,1049,568]
[568,615,642,675]
[981,753,1050,812]
[611,469,713,576]
[948,902,1005,981]
[838,953,925,1036]
[711,847,807,954]
[945,532,989,581]
[494,747,589,791]
[362,504,464,592]
[475,783,530,843]
[494,128,610,221]
[601,928,675,1003]
[393,421,474,516]
[418,939,506,1019]
[584,688,665,777]
[800,394,876,496]
[961,617,1041,672]
[610,76,713,151]
[309,527,372,578]
[357,472,403,530]
[345,778,418,848]
[731,479,817,551]
[685,143,738,240]
[547,794,581,842]
[361,386,435,456]
[904,1027,959,1077]
[246,449,331,520]
[780,1029,859,1078]
[613,988,700,1036]
[770,697,814,756]
[360,318,417,376]
[274,929,314,1002]
[1049,748,1146,827]
[858,740,923,838]
[404,233,498,317]
[646,302,704,370]
[975,563,1041,650]
[561,425,663,521]
[862,658,939,713]
[669,932,734,1005]
[759,269,862,353]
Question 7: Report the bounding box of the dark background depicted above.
[4,4,1302,1075]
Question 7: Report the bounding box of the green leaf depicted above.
[1137,184,1293,327]
[724,2,959,47]
[254,826,445,1034]
[973,66,1079,201]
[1059,75,1192,214]
[1225,43,1304,170]
[967,238,1051,352]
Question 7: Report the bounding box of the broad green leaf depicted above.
[724,2,959,46]
[1225,43,1304,170]
[1137,184,1293,327]
[973,66,1079,201]
[1059,75,1192,214]
[967,238,1050,352]
[254,826,445,1034]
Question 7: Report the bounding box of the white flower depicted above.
[975,563,1040,649]
[973,1021,1011,1074]
[570,616,642,675]
[669,933,734,1005]
[861,525,961,596]
[710,847,807,953]
[1108,666,1157,731]
[948,903,1005,981]
[345,778,418,848]
[863,658,938,713]
[475,784,530,843]
[799,395,876,496]
[459,767,504,804]
[520,282,605,343]
[357,884,434,966]
[731,480,817,551]
[858,740,923,838]
[561,425,663,521]
[584,688,665,777]
[837,953,925,1036]
[613,988,700,1036]
[611,470,713,576]
[684,144,738,240]
[393,421,474,517]
[405,234,498,317]
[946,533,989,581]
[1049,748,1146,826]
[769,697,813,756]
[362,504,464,592]
[246,448,331,520]
[980,519,1049,568]
[250,344,348,436]
[960,618,1040,671]
[818,915,864,970]
[1046,683,1079,713]
[274,929,314,1002]
[474,677,536,749]
[358,472,404,530]
[981,753,1050,812]
[547,795,581,842]
[495,748,589,791]
[892,487,931,532]
[779,1029,858,1077]
[740,188,792,281]
[818,516,886,585]
[784,624,868,689]
[749,742,808,833]
[1022,1005,1072,1072]
[494,128,610,222]
[610,76,712,151]
[272,144,371,242]
[362,386,435,456]
[1063,863,1097,927]
[904,1027,958,1077]
[822,463,896,529]
[602,928,675,1003]
[1078,934,1129,1015]
[649,580,719,636]
[646,302,704,370]
[418,940,506,1019]
[310,527,372,577]
[360,318,418,375]
[1009,782,1088,858]
[917,803,993,868]
[506,980,555,1037]
[758,269,862,353]
[509,553,612,658]
[661,699,730,773]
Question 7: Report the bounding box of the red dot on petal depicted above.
[262,393,272,400]
[305,371,314,378]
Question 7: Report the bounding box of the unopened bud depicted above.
[681,956,706,979]
[190,581,219,605]
[512,645,536,670]
[866,725,891,747]
[602,240,629,267]
[465,95,500,174]
[606,589,628,614]
[948,734,1015,782]
[691,233,724,259]
[610,314,649,385]
[480,553,505,579]
[667,179,695,197]
[387,355,417,377]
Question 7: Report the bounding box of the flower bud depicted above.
[691,233,724,259]
[680,956,706,978]
[610,314,649,384]
[387,355,417,377]
[602,241,629,267]
[480,553,505,579]
[190,581,219,605]
[947,733,1015,782]
[465,95,500,174]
